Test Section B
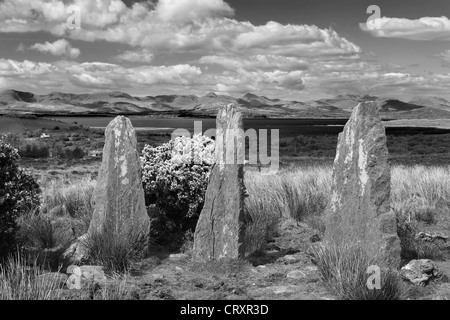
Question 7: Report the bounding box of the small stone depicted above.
[277,255,299,264]
[169,253,189,261]
[272,285,295,295]
[152,274,164,281]
[400,259,443,286]
[287,270,307,280]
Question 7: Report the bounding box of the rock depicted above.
[324,102,401,267]
[416,232,448,243]
[36,272,68,289]
[152,274,164,281]
[277,255,299,265]
[66,265,107,290]
[61,234,89,268]
[88,116,150,238]
[168,253,189,261]
[271,285,296,295]
[310,234,321,243]
[287,270,306,280]
[401,259,444,286]
[193,104,247,261]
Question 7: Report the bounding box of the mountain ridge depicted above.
[1,89,450,119]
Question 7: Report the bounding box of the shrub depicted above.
[19,143,50,158]
[141,134,214,248]
[396,213,444,261]
[312,243,405,300]
[0,140,40,259]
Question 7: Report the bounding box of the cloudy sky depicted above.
[1,0,450,100]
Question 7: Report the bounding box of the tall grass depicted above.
[40,177,95,220]
[311,243,405,300]
[0,254,62,300]
[85,226,149,274]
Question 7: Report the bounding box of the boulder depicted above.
[66,265,107,290]
[324,102,401,267]
[193,104,247,261]
[401,259,444,286]
[88,116,150,239]
[61,234,89,268]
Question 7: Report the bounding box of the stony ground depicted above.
[57,218,450,300]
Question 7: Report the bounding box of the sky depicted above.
[1,0,450,101]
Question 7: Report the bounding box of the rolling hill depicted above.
[1,89,450,120]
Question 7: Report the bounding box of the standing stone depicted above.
[88,116,150,238]
[324,102,401,267]
[193,104,247,261]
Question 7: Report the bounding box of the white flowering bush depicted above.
[1,138,40,259]
[141,134,214,248]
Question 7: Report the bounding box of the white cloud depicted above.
[198,55,308,71]
[155,0,234,23]
[0,59,56,76]
[29,39,80,58]
[0,0,360,58]
[360,16,450,40]
[114,49,154,63]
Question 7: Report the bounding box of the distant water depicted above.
[48,116,347,137]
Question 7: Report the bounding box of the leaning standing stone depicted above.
[193,104,247,261]
[88,116,150,238]
[324,102,401,267]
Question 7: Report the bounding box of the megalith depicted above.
[324,102,401,267]
[88,116,150,238]
[193,104,247,261]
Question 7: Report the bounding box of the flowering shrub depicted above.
[141,134,214,247]
[0,139,41,259]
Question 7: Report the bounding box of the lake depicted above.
[48,116,348,138]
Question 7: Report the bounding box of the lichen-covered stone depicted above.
[88,116,150,237]
[324,102,401,267]
[193,104,247,261]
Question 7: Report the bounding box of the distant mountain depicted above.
[1,89,450,120]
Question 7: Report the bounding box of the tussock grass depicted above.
[40,177,95,219]
[85,226,149,274]
[311,243,405,300]
[0,253,62,300]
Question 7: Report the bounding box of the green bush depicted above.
[0,140,40,259]
[141,134,214,248]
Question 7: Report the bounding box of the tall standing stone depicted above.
[88,116,150,238]
[193,104,247,261]
[324,102,400,267]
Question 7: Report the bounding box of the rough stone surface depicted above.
[168,253,189,261]
[193,104,247,261]
[88,116,150,237]
[324,102,401,267]
[400,259,444,286]
[62,234,89,268]
[66,265,107,290]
